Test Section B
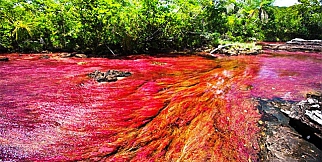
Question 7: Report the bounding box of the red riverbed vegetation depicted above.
[0,52,321,161]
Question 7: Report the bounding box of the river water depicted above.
[0,52,321,161]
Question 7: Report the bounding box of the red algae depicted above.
[251,51,322,101]
[0,52,321,161]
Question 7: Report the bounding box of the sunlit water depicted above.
[0,52,321,161]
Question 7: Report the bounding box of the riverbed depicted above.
[0,52,321,161]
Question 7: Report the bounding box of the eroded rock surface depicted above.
[59,53,87,58]
[257,93,322,161]
[210,44,262,56]
[290,94,322,135]
[261,38,322,52]
[88,70,131,82]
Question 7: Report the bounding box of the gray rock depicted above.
[305,110,322,125]
[263,38,322,52]
[257,96,322,162]
[75,54,87,58]
[59,53,73,58]
[210,44,261,56]
[88,70,131,82]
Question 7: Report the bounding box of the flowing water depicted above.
[0,52,321,161]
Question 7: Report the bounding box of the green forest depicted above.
[0,0,321,54]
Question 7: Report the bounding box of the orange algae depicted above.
[1,53,261,161]
[98,57,261,162]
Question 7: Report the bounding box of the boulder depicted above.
[59,53,73,58]
[257,93,322,161]
[58,53,87,58]
[40,55,50,59]
[88,70,131,82]
[286,38,322,46]
[210,44,261,56]
[261,38,322,52]
[75,54,87,58]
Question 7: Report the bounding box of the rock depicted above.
[59,53,73,58]
[75,54,87,58]
[106,76,117,82]
[261,38,322,52]
[58,53,87,58]
[0,57,9,61]
[77,62,87,65]
[88,70,132,82]
[286,38,305,44]
[257,97,322,161]
[210,44,233,54]
[262,123,322,161]
[40,55,50,59]
[307,92,322,101]
[210,44,261,56]
[277,92,322,139]
[305,110,322,125]
[287,38,322,45]
[292,93,322,134]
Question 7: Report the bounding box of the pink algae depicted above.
[251,51,322,101]
[0,52,321,161]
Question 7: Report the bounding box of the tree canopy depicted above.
[0,0,321,54]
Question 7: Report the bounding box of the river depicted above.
[0,52,321,161]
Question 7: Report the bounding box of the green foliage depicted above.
[0,0,321,54]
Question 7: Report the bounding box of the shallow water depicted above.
[0,52,321,161]
[251,52,322,100]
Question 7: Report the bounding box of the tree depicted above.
[296,0,322,39]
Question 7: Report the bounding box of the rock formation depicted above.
[59,53,87,58]
[88,70,131,82]
[210,44,261,56]
[257,92,322,161]
[261,38,322,52]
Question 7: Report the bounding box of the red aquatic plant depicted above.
[1,52,320,161]
[251,52,322,101]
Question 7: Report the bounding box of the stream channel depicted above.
[0,51,321,161]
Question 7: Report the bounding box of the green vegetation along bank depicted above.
[0,0,321,55]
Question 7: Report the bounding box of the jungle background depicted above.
[0,0,321,54]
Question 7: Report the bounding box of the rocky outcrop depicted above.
[75,54,87,58]
[210,44,261,56]
[59,53,87,58]
[88,70,131,82]
[287,38,322,46]
[257,92,322,161]
[287,93,322,136]
[40,55,50,59]
[261,38,322,52]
